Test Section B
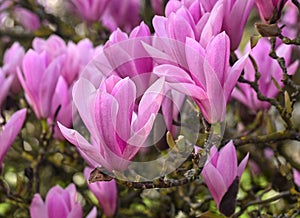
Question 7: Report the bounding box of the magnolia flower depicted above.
[49,76,72,139]
[59,76,165,172]
[0,69,13,109]
[13,7,40,31]
[202,141,249,216]
[222,0,254,50]
[0,109,26,166]
[160,0,254,50]
[30,183,93,218]
[61,38,95,86]
[18,49,62,119]
[32,35,66,64]
[84,167,117,217]
[232,38,298,111]
[154,32,248,123]
[255,0,288,22]
[101,0,141,32]
[151,0,164,15]
[70,0,109,23]
[293,169,300,187]
[2,42,25,93]
[104,22,154,96]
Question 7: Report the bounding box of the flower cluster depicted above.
[0,0,299,217]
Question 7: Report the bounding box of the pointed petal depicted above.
[205,32,230,84]
[46,187,69,218]
[225,53,248,101]
[111,77,136,142]
[216,141,237,187]
[30,194,48,218]
[185,37,206,87]
[72,78,99,139]
[237,152,249,178]
[135,77,165,131]
[57,123,103,168]
[153,64,194,84]
[202,162,227,207]
[85,207,97,218]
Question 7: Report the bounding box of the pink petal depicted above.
[216,141,238,188]
[185,37,206,87]
[0,109,26,164]
[85,207,97,218]
[224,53,248,101]
[30,194,48,218]
[205,32,230,85]
[202,162,227,207]
[237,152,250,178]
[135,77,165,131]
[46,187,70,218]
[111,78,136,151]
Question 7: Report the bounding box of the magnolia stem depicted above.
[233,190,292,217]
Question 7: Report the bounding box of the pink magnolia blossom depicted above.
[2,42,25,93]
[18,49,62,119]
[151,0,164,15]
[58,76,165,172]
[232,38,298,111]
[30,184,89,218]
[104,22,154,95]
[293,169,300,187]
[255,0,288,22]
[0,109,26,166]
[62,38,95,86]
[49,76,72,139]
[70,0,109,23]
[154,32,248,123]
[13,7,40,31]
[84,167,117,217]
[202,141,249,216]
[160,0,254,50]
[0,69,13,109]
[32,35,66,64]
[222,0,254,50]
[101,0,141,32]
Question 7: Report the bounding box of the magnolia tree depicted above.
[0,0,300,217]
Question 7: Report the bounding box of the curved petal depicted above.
[237,152,249,178]
[30,194,48,218]
[46,187,70,218]
[216,141,237,188]
[202,162,227,207]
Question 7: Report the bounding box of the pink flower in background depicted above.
[154,32,248,123]
[30,183,90,218]
[104,22,154,96]
[2,42,25,93]
[151,0,164,15]
[0,109,26,166]
[255,0,288,22]
[161,0,254,50]
[232,38,298,111]
[202,141,249,216]
[59,76,165,172]
[0,69,13,109]
[70,0,109,23]
[61,38,95,86]
[13,7,40,31]
[102,0,141,32]
[49,76,72,139]
[84,167,117,217]
[18,50,62,119]
[293,169,300,187]
[32,35,66,64]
